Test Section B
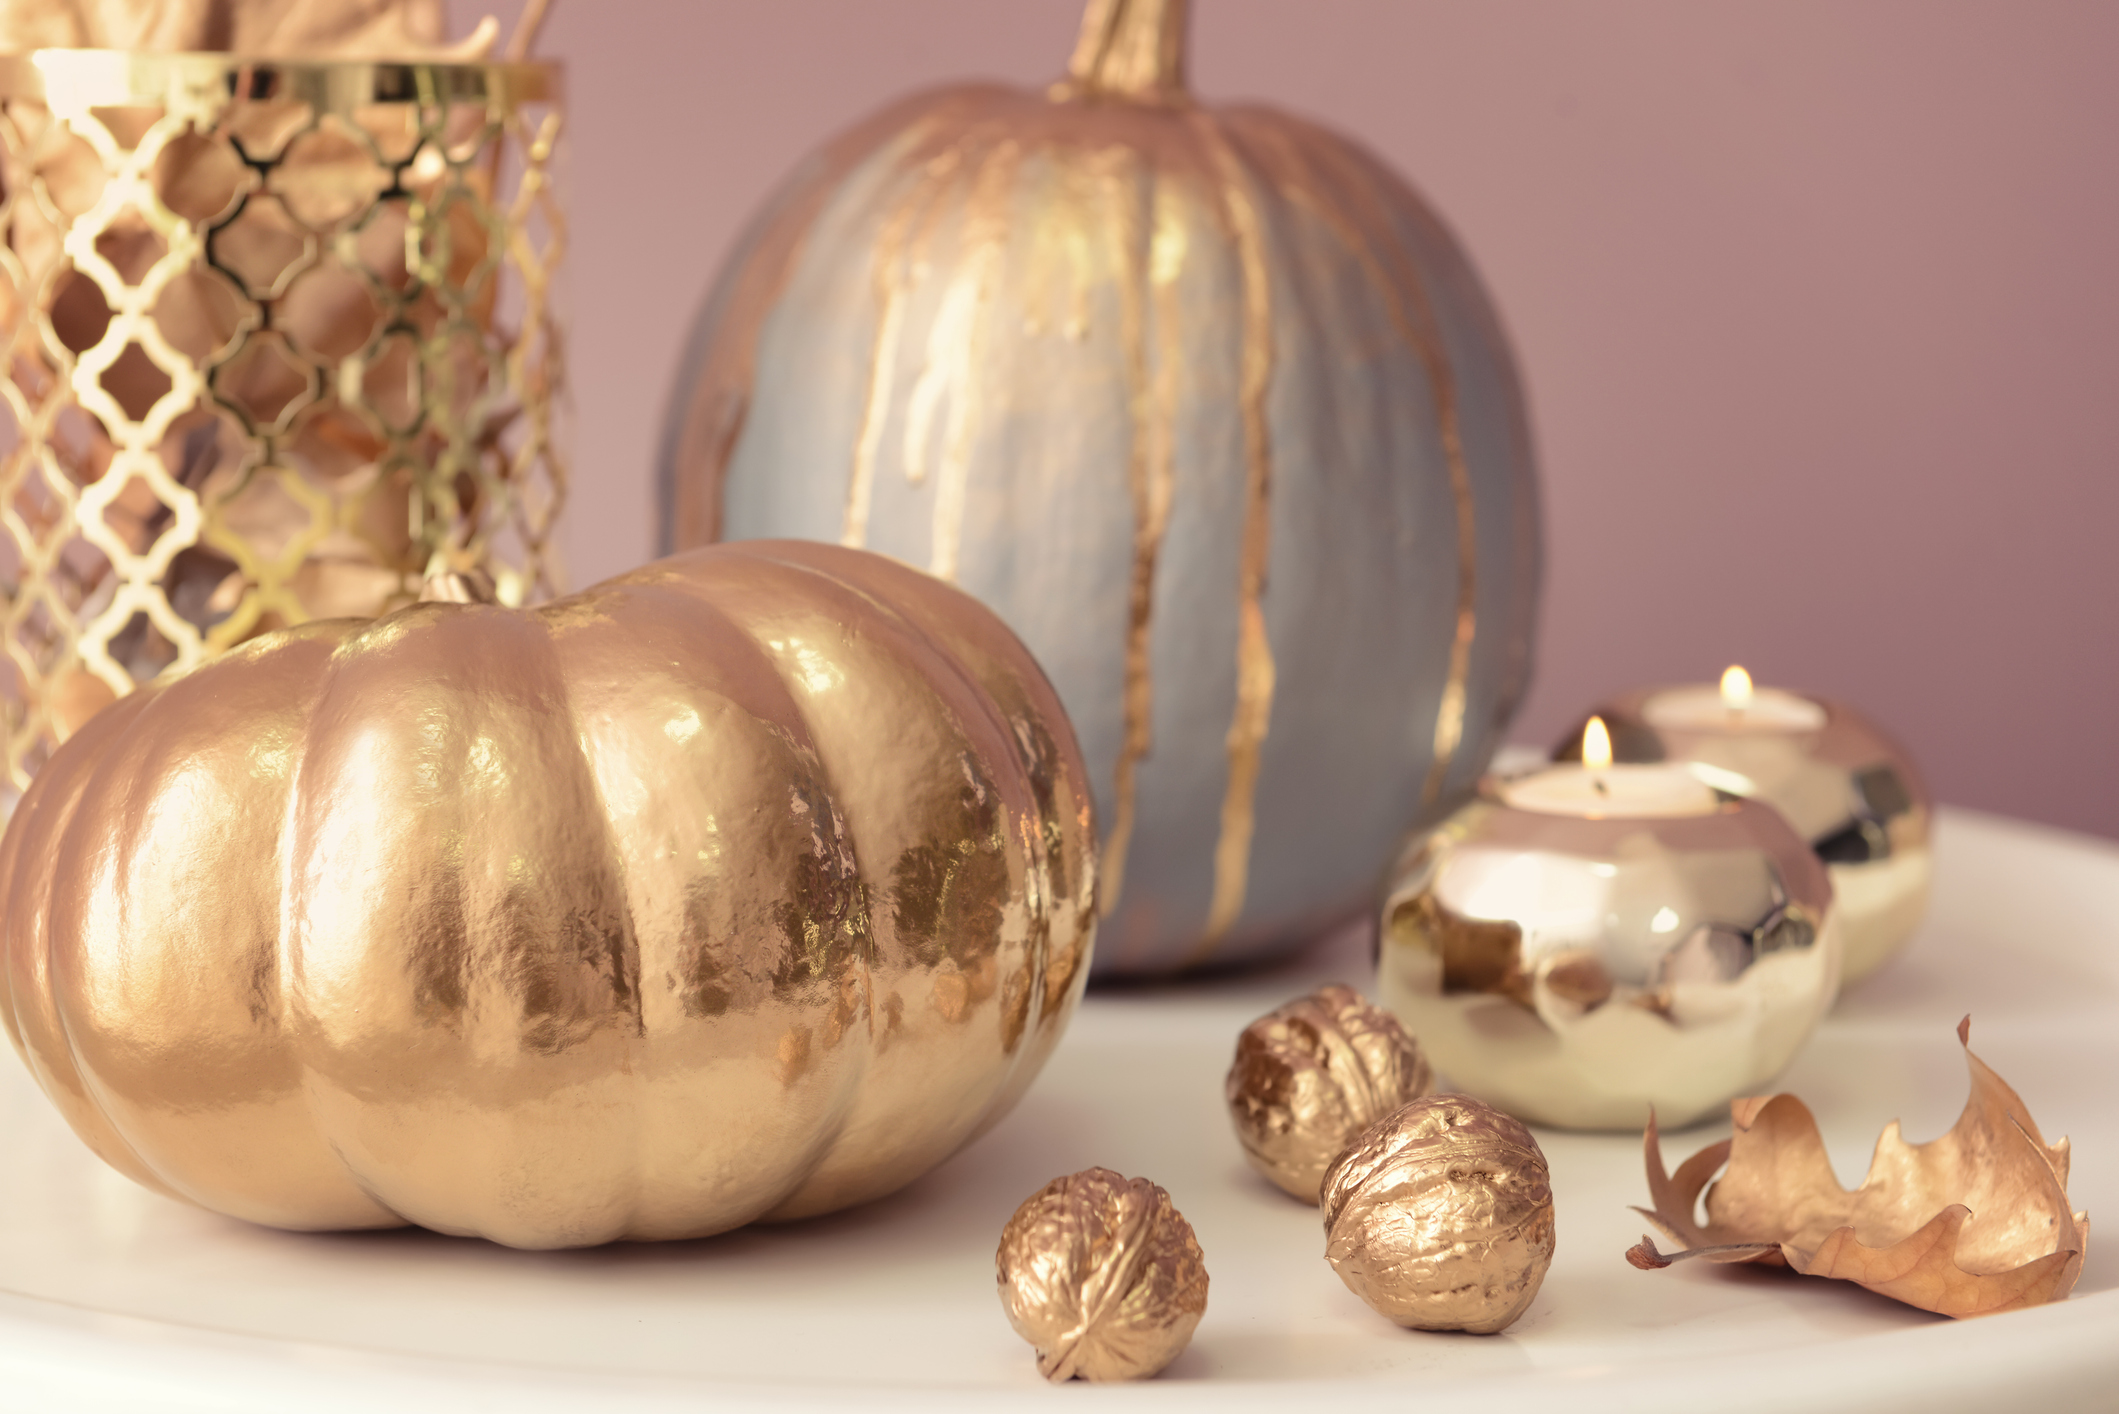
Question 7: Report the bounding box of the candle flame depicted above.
[1583,716,1613,770]
[1721,664,1754,711]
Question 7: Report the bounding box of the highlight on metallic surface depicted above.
[0,47,567,807]
[995,1166,1208,1382]
[1225,983,1433,1204]
[1320,1094,1554,1334]
[658,0,1542,975]
[1377,785,1840,1131]
[1553,683,1928,985]
[0,540,1096,1249]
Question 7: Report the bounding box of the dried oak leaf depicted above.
[1628,1017,2087,1318]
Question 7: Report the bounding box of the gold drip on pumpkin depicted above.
[1424,420,1479,810]
[1249,120,1482,812]
[1098,151,1180,916]
[1336,142,1480,811]
[844,146,967,551]
[1193,114,1277,962]
[918,141,1020,582]
[676,98,954,552]
[843,206,912,550]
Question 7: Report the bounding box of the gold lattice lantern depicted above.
[0,49,563,800]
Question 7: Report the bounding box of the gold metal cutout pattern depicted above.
[0,50,563,799]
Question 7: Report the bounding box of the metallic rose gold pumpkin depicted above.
[0,540,1096,1249]
[661,0,1542,975]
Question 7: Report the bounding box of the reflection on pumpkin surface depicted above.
[0,541,1096,1249]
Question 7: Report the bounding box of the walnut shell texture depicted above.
[1321,1096,1555,1334]
[1227,983,1435,1203]
[995,1167,1208,1381]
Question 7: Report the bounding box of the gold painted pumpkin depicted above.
[0,540,1095,1249]
[661,0,1542,974]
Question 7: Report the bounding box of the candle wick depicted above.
[1593,777,1609,797]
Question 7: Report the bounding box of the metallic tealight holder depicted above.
[0,49,566,803]
[1377,725,1840,1131]
[1552,668,1930,985]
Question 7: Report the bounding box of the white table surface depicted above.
[3,806,2116,1412]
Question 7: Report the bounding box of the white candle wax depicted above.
[1497,762,1721,820]
[1641,683,1826,733]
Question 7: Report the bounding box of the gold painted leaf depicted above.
[1628,1017,2088,1318]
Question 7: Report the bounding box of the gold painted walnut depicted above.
[0,541,1096,1249]
[1321,1095,1555,1334]
[996,1167,1208,1381]
[1629,1018,2088,1317]
[1226,983,1433,1203]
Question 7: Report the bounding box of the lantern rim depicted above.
[0,49,562,114]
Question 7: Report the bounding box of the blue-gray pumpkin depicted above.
[661,0,1541,974]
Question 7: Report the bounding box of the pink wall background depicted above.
[451,0,2119,840]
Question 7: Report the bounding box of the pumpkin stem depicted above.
[1060,0,1190,104]
[418,568,498,606]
